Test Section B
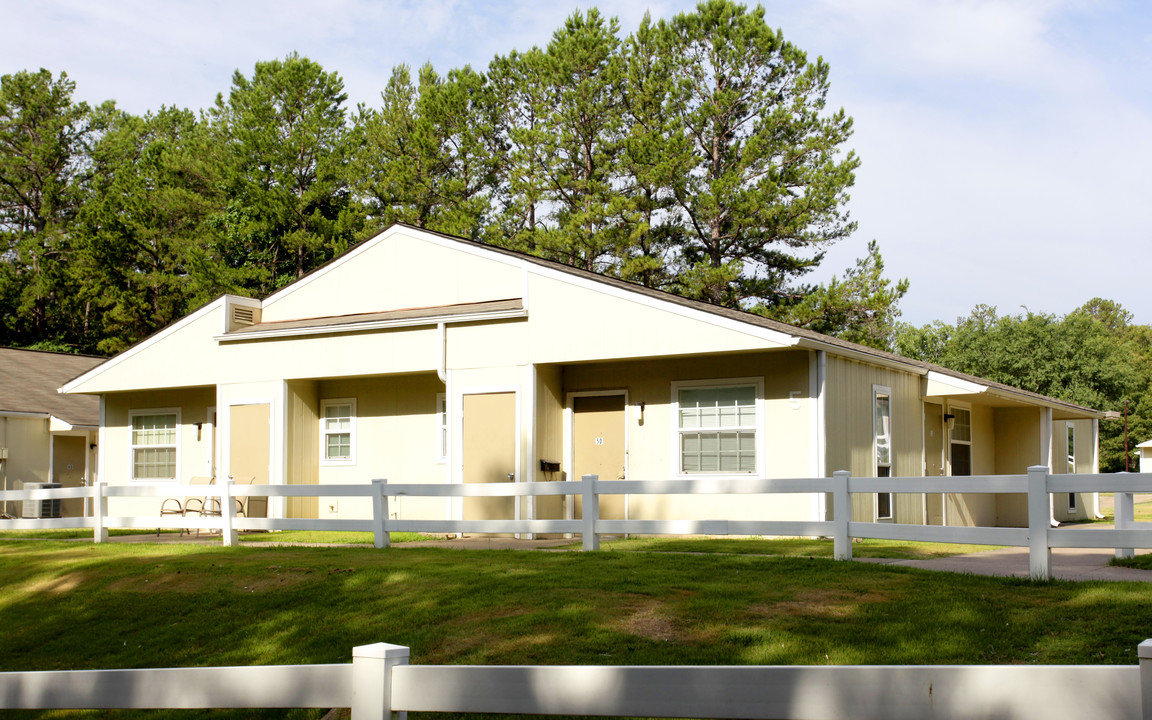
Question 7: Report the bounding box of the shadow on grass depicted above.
[2,543,1152,718]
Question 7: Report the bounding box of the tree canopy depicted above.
[895,300,1152,472]
[0,1,902,357]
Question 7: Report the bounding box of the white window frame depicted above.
[436,393,448,464]
[873,385,893,521]
[948,402,972,477]
[320,398,356,466]
[1067,423,1077,511]
[670,377,764,478]
[129,407,181,483]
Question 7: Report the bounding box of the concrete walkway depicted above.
[857,546,1152,583]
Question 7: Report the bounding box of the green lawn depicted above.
[2,539,1152,719]
[588,535,1002,559]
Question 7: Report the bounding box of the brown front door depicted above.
[924,402,945,525]
[573,394,627,521]
[463,392,516,522]
[52,436,86,518]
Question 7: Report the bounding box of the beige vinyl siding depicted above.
[285,381,319,519]
[564,350,815,523]
[945,404,998,526]
[991,408,1042,526]
[822,356,922,523]
[67,301,446,395]
[316,373,447,520]
[260,228,525,323]
[525,273,785,366]
[1051,418,1096,522]
[1,416,50,488]
[534,365,565,520]
[101,388,216,518]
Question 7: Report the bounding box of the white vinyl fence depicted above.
[4,466,1152,580]
[3,640,1152,719]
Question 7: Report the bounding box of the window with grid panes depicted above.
[321,399,355,463]
[131,412,178,480]
[677,385,757,474]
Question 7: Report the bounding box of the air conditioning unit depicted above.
[22,482,61,519]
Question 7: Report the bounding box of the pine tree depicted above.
[660,0,859,307]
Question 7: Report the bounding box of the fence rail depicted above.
[4,467,1152,579]
[2,640,1152,719]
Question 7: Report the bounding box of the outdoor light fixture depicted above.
[943,413,955,422]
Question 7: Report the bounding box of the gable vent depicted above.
[232,306,255,326]
[224,299,261,333]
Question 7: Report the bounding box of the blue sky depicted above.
[4,0,1151,328]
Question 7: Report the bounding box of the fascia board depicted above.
[794,338,929,376]
[924,370,988,396]
[60,296,232,395]
[48,416,75,432]
[214,307,528,342]
[0,411,51,420]
[983,387,1103,419]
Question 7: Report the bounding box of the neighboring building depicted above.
[1138,440,1152,474]
[1,348,104,519]
[61,224,1102,528]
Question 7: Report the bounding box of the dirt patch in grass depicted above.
[753,587,890,619]
[615,599,676,642]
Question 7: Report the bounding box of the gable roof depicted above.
[61,223,1102,419]
[0,348,104,426]
[367,225,1101,418]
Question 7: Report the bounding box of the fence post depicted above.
[832,471,852,560]
[93,481,108,544]
[1027,465,1052,581]
[221,478,237,547]
[352,642,410,720]
[582,474,599,551]
[1117,476,1135,560]
[372,479,389,549]
[1139,639,1152,720]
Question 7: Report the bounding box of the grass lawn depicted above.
[588,535,1002,559]
[2,540,1152,719]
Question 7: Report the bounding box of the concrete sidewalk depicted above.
[858,546,1152,582]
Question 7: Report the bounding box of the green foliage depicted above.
[896,299,1152,471]
[77,106,223,353]
[762,240,909,350]
[660,0,859,307]
[354,62,496,238]
[209,52,363,297]
[0,7,902,354]
[0,68,100,351]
